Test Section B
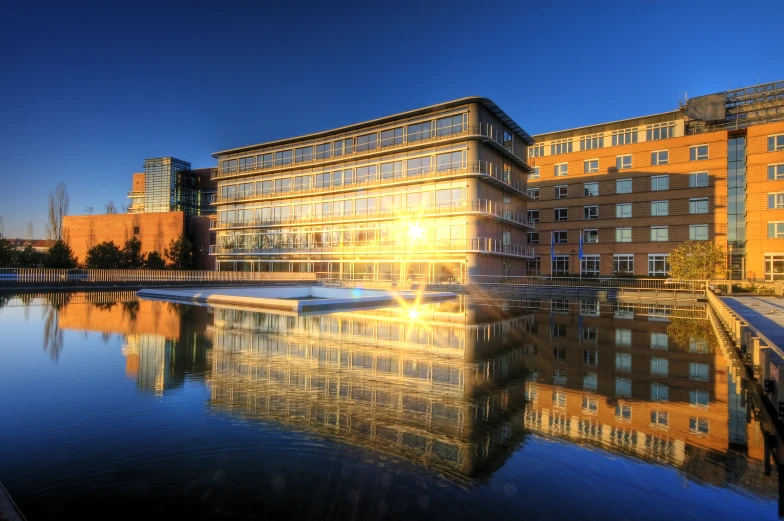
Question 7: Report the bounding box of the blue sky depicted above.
[1,0,782,238]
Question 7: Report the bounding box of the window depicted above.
[765,164,784,183]
[650,332,668,349]
[407,156,432,176]
[555,185,568,199]
[616,179,632,194]
[258,153,273,168]
[650,357,669,377]
[552,391,567,408]
[615,228,632,243]
[650,200,668,216]
[651,383,669,401]
[436,115,465,136]
[616,378,632,398]
[527,256,541,276]
[552,254,569,274]
[584,206,598,220]
[648,254,670,276]
[651,150,669,166]
[769,222,784,238]
[529,144,544,158]
[503,130,513,151]
[133,226,140,235]
[554,163,568,177]
[689,362,709,381]
[554,231,568,244]
[583,229,599,243]
[616,352,632,372]
[651,175,669,191]
[527,210,540,224]
[583,396,598,414]
[581,301,600,317]
[295,146,312,162]
[555,208,568,222]
[315,142,331,159]
[583,373,598,391]
[612,128,638,146]
[584,160,599,173]
[584,182,598,197]
[275,150,292,165]
[770,193,784,209]
[689,224,709,241]
[615,401,632,419]
[527,232,540,245]
[553,369,567,385]
[407,121,432,142]
[342,138,354,155]
[581,134,604,150]
[238,156,255,171]
[689,198,709,214]
[690,390,710,408]
[689,417,710,435]
[436,151,464,172]
[690,172,709,187]
[614,254,634,274]
[528,166,540,180]
[690,145,708,161]
[616,155,632,170]
[581,255,600,276]
[615,329,632,347]
[380,161,403,180]
[380,127,403,147]
[650,410,669,428]
[616,203,632,218]
[551,138,573,155]
[646,123,675,141]
[651,226,669,241]
[769,135,784,151]
[528,187,540,200]
[356,133,377,152]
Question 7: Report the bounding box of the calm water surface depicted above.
[0,291,780,520]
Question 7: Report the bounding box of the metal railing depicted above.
[0,269,316,285]
[212,123,528,180]
[464,275,708,293]
[706,288,784,360]
[210,199,534,229]
[210,237,534,258]
[210,161,530,205]
[127,191,145,197]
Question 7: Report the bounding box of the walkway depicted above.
[722,296,784,351]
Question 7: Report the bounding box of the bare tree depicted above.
[26,221,34,243]
[104,201,117,214]
[0,216,4,236]
[120,204,128,213]
[84,206,94,215]
[45,182,70,241]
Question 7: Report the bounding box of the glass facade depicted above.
[727,137,746,279]
[142,158,213,216]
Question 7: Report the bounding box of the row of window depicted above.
[529,224,708,245]
[527,172,709,200]
[528,122,678,158]
[541,198,709,223]
[545,146,709,178]
[220,114,472,173]
[530,253,670,276]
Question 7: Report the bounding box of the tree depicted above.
[84,206,94,215]
[0,234,15,267]
[45,182,70,241]
[668,241,727,280]
[15,244,45,268]
[85,241,123,269]
[43,240,78,268]
[145,251,166,270]
[120,236,145,268]
[165,235,193,270]
[104,201,117,214]
[26,221,34,243]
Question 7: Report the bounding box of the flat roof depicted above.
[212,97,534,157]
[532,110,682,139]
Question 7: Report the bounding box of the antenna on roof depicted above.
[678,91,688,109]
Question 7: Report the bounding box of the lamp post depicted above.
[728,244,733,282]
[571,249,576,276]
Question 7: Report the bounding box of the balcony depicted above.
[209,237,534,258]
[127,191,145,198]
[210,199,534,230]
[211,161,531,205]
[211,123,530,181]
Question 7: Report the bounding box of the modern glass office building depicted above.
[133,157,216,216]
[209,98,536,281]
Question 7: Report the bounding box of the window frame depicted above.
[651,150,669,166]
[584,182,599,197]
[616,154,632,170]
[616,178,632,194]
[650,200,669,216]
[554,163,569,177]
[690,145,709,161]
[582,229,599,243]
[650,226,669,242]
[768,164,784,181]
[583,205,599,220]
[689,172,709,187]
[615,228,632,243]
[616,203,632,219]
[651,175,669,191]
[555,185,568,199]
[689,224,709,241]
[769,134,784,152]
[584,159,599,173]
[555,207,569,222]
[689,198,709,214]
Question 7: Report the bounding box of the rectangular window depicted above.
[555,208,568,222]
[584,160,599,173]
[527,256,541,275]
[275,150,292,165]
[555,185,568,199]
[528,144,544,158]
[650,357,669,377]
[407,156,432,176]
[581,255,600,276]
[689,362,710,381]
[651,175,669,191]
[332,141,343,157]
[651,383,669,401]
[583,229,599,243]
[552,254,569,274]
[650,226,669,242]
[646,123,675,141]
[407,121,432,142]
[356,133,377,152]
[584,182,598,197]
[552,391,567,408]
[769,135,784,151]
[554,163,568,177]
[650,200,668,216]
[651,150,669,166]
[436,151,464,172]
[527,232,540,245]
[616,352,632,372]
[238,156,255,171]
[615,228,632,243]
[689,198,709,214]
[690,172,709,187]
[315,143,331,159]
[133,226,140,235]
[689,417,710,435]
[648,254,670,276]
[616,203,632,218]
[528,166,540,180]
[615,379,632,398]
[613,254,634,275]
[527,210,540,224]
[690,389,710,408]
[616,155,632,170]
[650,410,669,427]
[380,161,403,180]
[503,130,514,152]
[580,134,604,150]
[380,127,403,147]
[583,396,598,413]
[257,153,273,168]
[528,187,540,200]
[769,222,784,238]
[768,164,784,181]
[612,128,638,146]
[770,193,784,209]
[651,332,668,349]
[551,138,573,155]
[689,224,709,241]
[295,146,312,163]
[690,145,708,161]
[616,179,632,194]
[584,206,598,220]
[436,115,465,136]
[554,231,568,244]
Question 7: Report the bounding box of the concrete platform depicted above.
[722,296,784,350]
[137,285,456,312]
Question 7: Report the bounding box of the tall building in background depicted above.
[526,80,784,280]
[127,157,215,216]
[209,98,536,280]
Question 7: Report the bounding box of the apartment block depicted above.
[209,98,536,281]
[527,80,784,280]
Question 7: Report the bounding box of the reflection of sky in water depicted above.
[0,292,778,521]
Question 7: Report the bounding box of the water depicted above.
[0,291,780,520]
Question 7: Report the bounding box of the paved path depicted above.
[722,296,784,350]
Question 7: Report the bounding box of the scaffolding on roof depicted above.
[687,79,784,134]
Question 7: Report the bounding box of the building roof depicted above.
[212,97,534,157]
[532,110,682,140]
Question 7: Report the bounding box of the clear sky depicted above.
[1,0,782,238]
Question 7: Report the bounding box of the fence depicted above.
[0,269,316,286]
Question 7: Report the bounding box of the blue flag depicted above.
[550,230,554,267]
[579,229,583,260]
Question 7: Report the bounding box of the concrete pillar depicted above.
[752,336,762,375]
